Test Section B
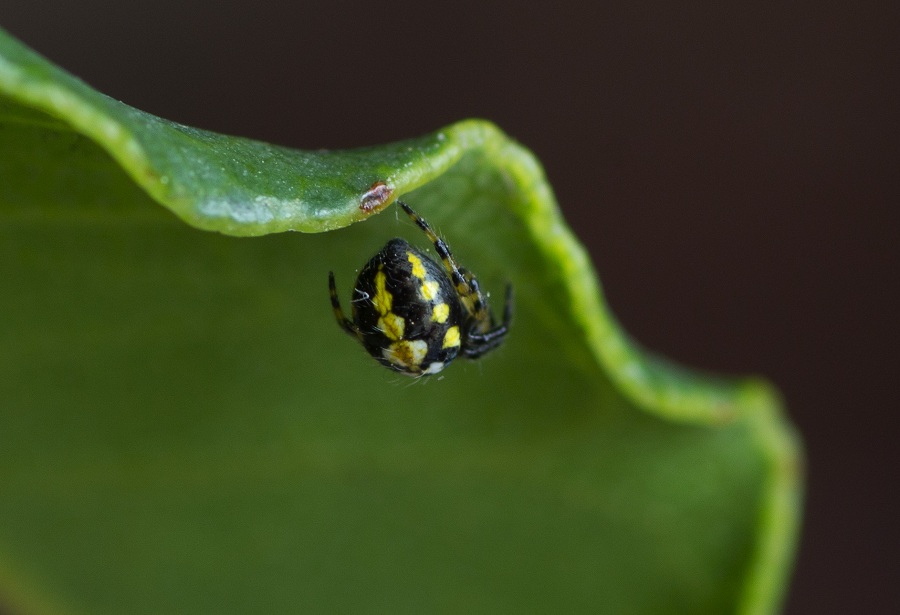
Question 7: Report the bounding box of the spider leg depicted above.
[399,200,475,299]
[463,283,513,358]
[459,267,492,326]
[328,271,362,338]
[399,201,512,360]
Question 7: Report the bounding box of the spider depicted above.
[328,201,512,376]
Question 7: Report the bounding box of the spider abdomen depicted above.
[329,201,511,377]
[352,238,464,375]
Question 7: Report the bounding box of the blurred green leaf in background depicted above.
[0,26,802,615]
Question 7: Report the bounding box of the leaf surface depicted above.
[0,27,802,615]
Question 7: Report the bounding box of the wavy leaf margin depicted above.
[0,26,802,615]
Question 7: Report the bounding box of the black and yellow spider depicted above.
[328,201,512,376]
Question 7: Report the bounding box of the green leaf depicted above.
[0,26,802,615]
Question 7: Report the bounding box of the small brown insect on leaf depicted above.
[360,181,393,212]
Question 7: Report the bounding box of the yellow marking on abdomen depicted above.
[378,312,405,341]
[372,269,392,315]
[432,303,449,323]
[384,339,428,371]
[442,325,460,349]
[421,280,439,301]
[371,267,405,340]
[407,252,427,280]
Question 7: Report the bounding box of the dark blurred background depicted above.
[3,1,897,612]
